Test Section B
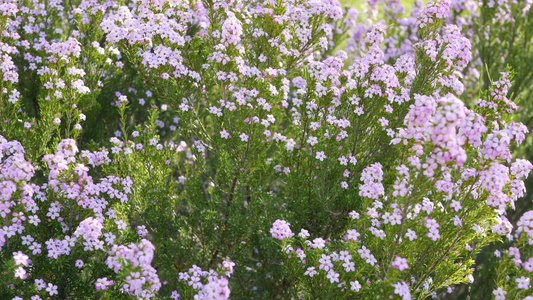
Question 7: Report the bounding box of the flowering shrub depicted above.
[0,0,532,299]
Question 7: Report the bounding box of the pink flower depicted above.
[95,277,113,290]
[14,267,28,280]
[392,256,409,271]
[46,283,58,296]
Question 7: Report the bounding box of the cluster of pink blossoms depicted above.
[175,260,234,300]
[0,135,161,298]
[106,239,161,299]
[271,219,294,240]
